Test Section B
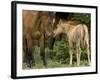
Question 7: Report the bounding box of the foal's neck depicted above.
[63,23,74,34]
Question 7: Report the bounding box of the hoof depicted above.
[43,63,47,68]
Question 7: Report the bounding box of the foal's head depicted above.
[53,20,78,37]
[53,20,65,37]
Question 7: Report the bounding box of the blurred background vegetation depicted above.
[23,12,91,69]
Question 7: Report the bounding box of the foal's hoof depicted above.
[88,63,91,66]
[69,64,73,67]
[69,63,72,66]
[76,64,80,67]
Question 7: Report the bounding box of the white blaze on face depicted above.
[52,18,55,25]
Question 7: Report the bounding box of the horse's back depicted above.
[23,10,39,34]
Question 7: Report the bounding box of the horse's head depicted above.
[41,12,56,49]
[44,12,56,37]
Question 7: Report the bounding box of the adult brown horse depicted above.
[23,10,55,68]
[23,11,73,68]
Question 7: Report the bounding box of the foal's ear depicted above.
[59,19,63,24]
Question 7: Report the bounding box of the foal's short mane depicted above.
[61,20,81,26]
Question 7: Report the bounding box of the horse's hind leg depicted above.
[86,42,90,65]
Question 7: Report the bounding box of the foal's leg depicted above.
[76,41,81,66]
[68,41,73,65]
[76,47,81,66]
[86,42,90,65]
[69,48,73,65]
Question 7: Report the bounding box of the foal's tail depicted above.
[83,24,89,48]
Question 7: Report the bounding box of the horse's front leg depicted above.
[40,35,47,67]
[40,24,47,67]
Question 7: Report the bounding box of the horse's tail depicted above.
[82,24,89,48]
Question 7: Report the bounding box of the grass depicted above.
[23,59,89,69]
[22,46,90,69]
